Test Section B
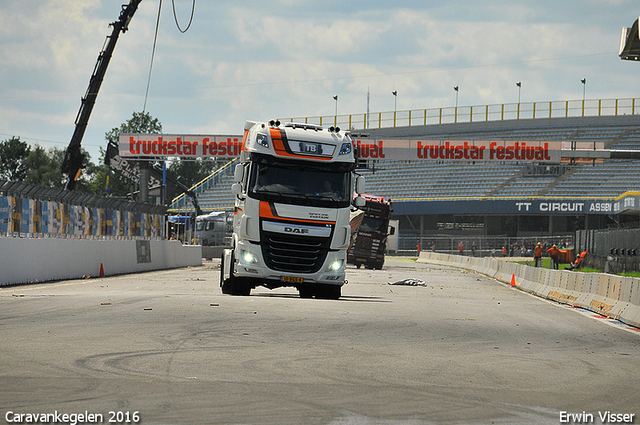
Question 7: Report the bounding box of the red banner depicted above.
[120,133,562,163]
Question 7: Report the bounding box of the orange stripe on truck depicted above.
[259,201,335,225]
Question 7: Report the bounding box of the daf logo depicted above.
[284,226,309,234]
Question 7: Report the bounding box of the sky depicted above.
[0,0,639,164]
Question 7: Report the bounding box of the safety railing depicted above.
[169,157,238,212]
[284,97,640,130]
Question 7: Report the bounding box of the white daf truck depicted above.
[220,120,365,299]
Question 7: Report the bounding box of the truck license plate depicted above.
[281,276,303,284]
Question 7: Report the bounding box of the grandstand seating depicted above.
[171,116,640,213]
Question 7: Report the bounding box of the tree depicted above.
[24,145,63,187]
[104,111,162,143]
[167,157,218,188]
[22,145,95,190]
[0,137,30,181]
[98,111,163,197]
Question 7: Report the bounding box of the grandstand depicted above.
[170,106,640,240]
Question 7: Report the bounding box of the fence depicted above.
[576,227,640,273]
[395,232,574,258]
[284,97,640,130]
[0,179,167,240]
[169,158,238,213]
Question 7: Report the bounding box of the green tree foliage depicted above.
[105,111,162,143]
[21,145,95,190]
[167,157,218,188]
[24,145,64,187]
[99,111,163,197]
[0,137,30,181]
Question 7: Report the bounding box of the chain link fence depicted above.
[396,231,574,258]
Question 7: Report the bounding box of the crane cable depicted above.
[143,0,196,112]
[172,0,196,33]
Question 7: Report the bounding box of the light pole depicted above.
[580,78,586,116]
[454,86,459,122]
[392,91,397,126]
[516,81,522,104]
[333,95,338,116]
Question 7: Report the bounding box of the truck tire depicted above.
[315,284,341,300]
[220,252,251,296]
[220,252,232,294]
[298,285,315,299]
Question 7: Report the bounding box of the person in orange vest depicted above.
[534,242,543,267]
[458,241,464,255]
[547,244,561,269]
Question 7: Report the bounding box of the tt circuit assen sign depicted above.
[119,133,562,163]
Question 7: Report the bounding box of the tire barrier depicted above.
[417,252,640,329]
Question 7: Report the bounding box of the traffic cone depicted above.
[510,273,516,287]
[99,263,105,277]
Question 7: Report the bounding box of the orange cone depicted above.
[99,263,105,277]
[510,273,516,287]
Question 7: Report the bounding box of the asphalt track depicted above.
[0,257,638,425]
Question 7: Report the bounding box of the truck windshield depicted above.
[359,216,388,233]
[248,162,351,208]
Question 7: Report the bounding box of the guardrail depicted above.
[418,251,640,329]
[284,97,640,130]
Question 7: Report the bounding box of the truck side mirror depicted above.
[355,175,365,194]
[233,164,244,183]
[231,183,242,195]
[354,196,366,207]
[389,226,395,236]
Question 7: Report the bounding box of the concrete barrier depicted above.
[417,251,640,329]
[0,237,202,286]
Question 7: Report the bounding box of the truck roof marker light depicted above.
[285,122,323,131]
[328,126,341,133]
[268,120,280,127]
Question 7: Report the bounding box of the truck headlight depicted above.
[326,259,344,272]
[242,250,258,264]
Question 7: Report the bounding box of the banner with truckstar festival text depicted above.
[119,134,562,163]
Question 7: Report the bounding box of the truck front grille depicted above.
[261,232,330,274]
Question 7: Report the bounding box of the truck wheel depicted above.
[220,252,232,294]
[315,284,341,300]
[298,285,315,299]
[220,251,251,296]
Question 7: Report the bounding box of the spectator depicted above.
[471,242,477,257]
[458,241,464,255]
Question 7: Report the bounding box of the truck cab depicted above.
[220,120,364,299]
[195,211,232,246]
[348,195,394,270]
